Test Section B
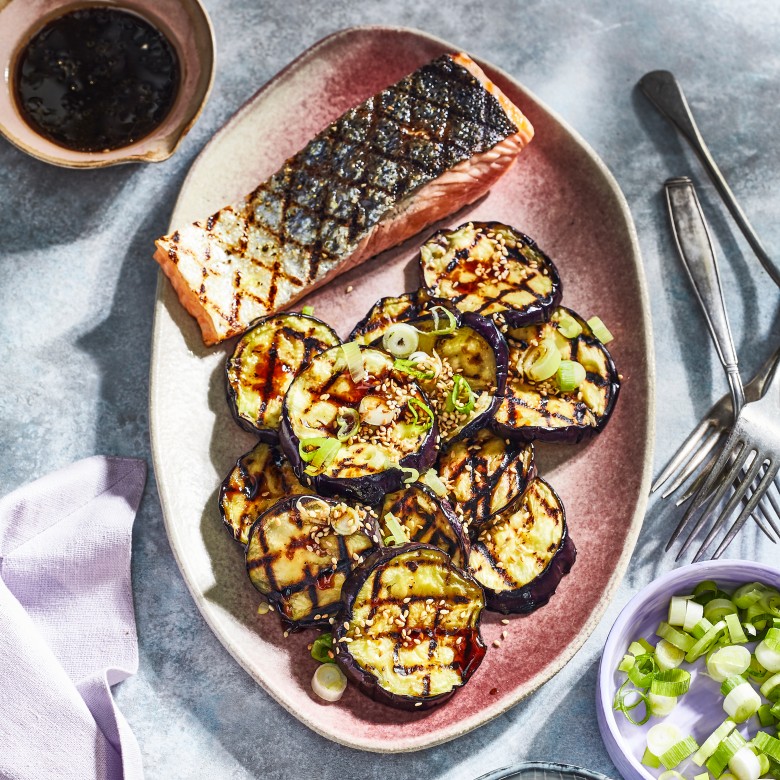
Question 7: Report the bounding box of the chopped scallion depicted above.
[311,632,335,663]
[301,305,314,316]
[587,315,614,344]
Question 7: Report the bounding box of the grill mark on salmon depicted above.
[154,52,534,344]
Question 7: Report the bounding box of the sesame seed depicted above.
[501,630,508,639]
[493,640,501,648]
[414,702,422,707]
[501,618,510,625]
[346,285,354,293]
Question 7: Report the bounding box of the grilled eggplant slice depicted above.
[226,313,341,441]
[219,442,309,545]
[437,428,535,534]
[245,495,379,629]
[371,311,508,445]
[280,345,438,505]
[334,544,486,710]
[378,485,469,568]
[348,288,458,346]
[419,221,562,328]
[469,477,576,614]
[493,306,620,443]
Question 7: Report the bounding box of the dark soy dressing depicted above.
[14,7,180,152]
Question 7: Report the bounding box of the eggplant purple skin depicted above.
[333,543,487,711]
[245,494,381,633]
[347,288,459,344]
[225,312,341,443]
[478,503,577,615]
[279,394,440,506]
[418,220,564,329]
[491,318,621,446]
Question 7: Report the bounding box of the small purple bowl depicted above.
[596,560,780,780]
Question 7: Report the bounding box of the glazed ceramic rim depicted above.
[475,760,616,780]
[596,559,780,780]
[149,24,656,752]
[0,0,216,168]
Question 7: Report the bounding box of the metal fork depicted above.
[666,349,780,561]
[662,178,778,545]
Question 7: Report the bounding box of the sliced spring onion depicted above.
[694,774,710,780]
[707,646,751,682]
[650,668,691,697]
[421,469,448,497]
[446,374,476,414]
[299,437,341,475]
[613,679,651,725]
[394,357,436,381]
[753,730,780,762]
[733,583,768,609]
[728,747,761,780]
[618,654,635,673]
[629,638,655,656]
[642,747,661,768]
[556,360,587,392]
[658,773,686,780]
[587,315,614,344]
[311,662,347,702]
[382,323,419,358]
[758,703,776,727]
[723,679,761,723]
[694,580,720,603]
[686,619,727,662]
[685,600,706,632]
[522,338,562,382]
[771,700,780,719]
[311,632,335,663]
[765,627,780,651]
[691,616,715,639]
[693,720,737,766]
[756,753,770,778]
[301,305,314,316]
[400,466,419,485]
[336,407,360,441]
[759,672,780,700]
[383,512,409,546]
[555,309,583,338]
[657,621,696,652]
[747,654,769,683]
[647,723,684,759]
[725,613,748,644]
[655,638,686,670]
[705,598,739,623]
[627,653,659,688]
[756,637,780,673]
[669,596,690,626]
[648,692,678,716]
[341,342,366,383]
[721,675,747,696]
[706,731,747,778]
[661,735,699,770]
[427,306,458,336]
[407,398,434,431]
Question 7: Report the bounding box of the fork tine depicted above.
[690,450,764,561]
[763,481,780,529]
[674,451,717,506]
[672,440,750,557]
[709,461,780,559]
[666,435,745,551]
[652,418,716,492]
[661,428,723,498]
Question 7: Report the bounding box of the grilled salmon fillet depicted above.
[154,52,534,345]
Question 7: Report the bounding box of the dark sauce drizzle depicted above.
[14,7,180,152]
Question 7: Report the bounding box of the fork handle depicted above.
[665,177,745,414]
[639,70,780,288]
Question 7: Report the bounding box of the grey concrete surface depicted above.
[1,1,779,777]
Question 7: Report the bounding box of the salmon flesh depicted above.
[154,52,534,345]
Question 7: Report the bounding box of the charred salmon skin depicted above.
[154,52,534,345]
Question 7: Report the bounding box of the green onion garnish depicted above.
[587,315,614,344]
[302,305,314,316]
[613,679,651,725]
[407,397,434,431]
[706,730,746,777]
[382,323,419,358]
[383,512,409,546]
[660,735,699,770]
[341,341,366,383]
[446,375,476,414]
[692,720,737,766]
[521,338,561,382]
[642,748,661,768]
[556,360,587,392]
[427,305,457,335]
[421,469,448,497]
[400,466,419,485]
[311,632,335,663]
[555,309,583,339]
[758,703,776,727]
[627,653,659,688]
[336,408,360,441]
[755,730,780,761]
[394,357,435,381]
[298,437,340,475]
[650,668,691,697]
[657,621,696,652]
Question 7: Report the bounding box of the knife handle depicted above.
[640,70,780,288]
[665,176,745,413]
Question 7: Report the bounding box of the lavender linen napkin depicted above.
[0,456,146,780]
